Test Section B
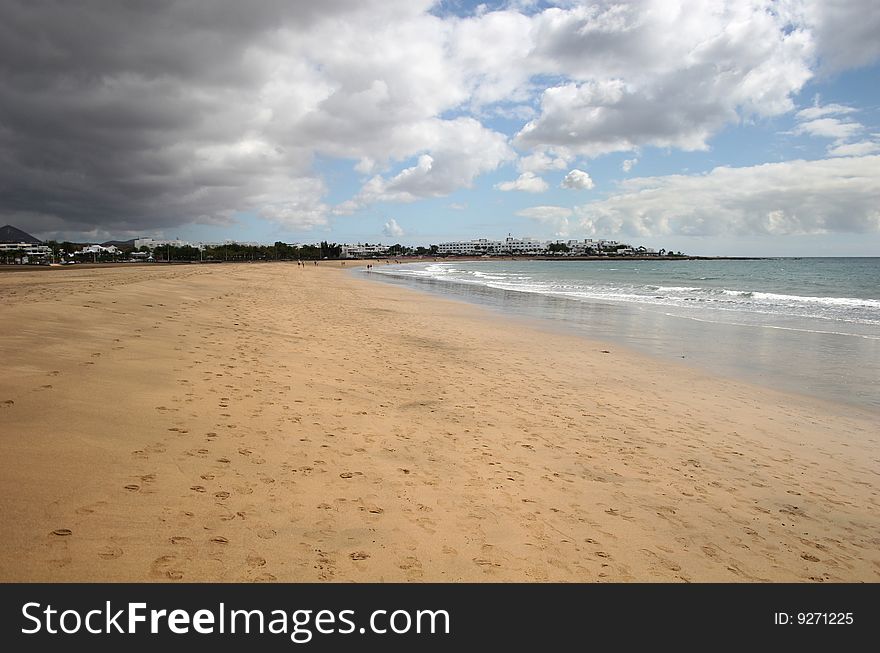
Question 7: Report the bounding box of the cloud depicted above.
[0,1,876,240]
[794,118,861,141]
[795,103,856,121]
[515,2,814,157]
[382,218,405,238]
[516,205,572,237]
[517,150,570,173]
[621,158,638,173]
[496,172,549,193]
[801,0,880,73]
[338,118,514,211]
[792,100,877,155]
[826,141,880,157]
[253,177,330,230]
[0,1,491,236]
[560,169,594,190]
[573,156,880,237]
[516,206,573,220]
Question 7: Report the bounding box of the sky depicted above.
[1,1,878,256]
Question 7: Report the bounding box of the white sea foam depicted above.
[370,262,880,330]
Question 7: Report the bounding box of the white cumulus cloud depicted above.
[382,218,405,238]
[3,1,879,240]
[516,205,573,237]
[338,118,514,211]
[514,1,815,158]
[621,158,638,173]
[573,156,880,238]
[792,100,878,156]
[560,169,594,190]
[827,141,880,157]
[496,172,549,193]
[518,150,571,173]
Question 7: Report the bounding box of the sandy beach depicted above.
[0,262,877,582]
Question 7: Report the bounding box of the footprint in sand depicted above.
[214,491,231,500]
[151,555,185,580]
[124,484,140,492]
[51,529,72,537]
[415,517,436,533]
[98,546,123,560]
[210,536,229,545]
[246,555,267,568]
[170,536,192,545]
[76,501,106,515]
[350,551,370,561]
[3,400,15,407]
[472,557,501,568]
[190,485,206,493]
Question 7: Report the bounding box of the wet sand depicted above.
[0,262,877,581]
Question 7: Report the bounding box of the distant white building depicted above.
[435,236,549,256]
[500,236,547,254]
[432,235,658,256]
[563,239,599,254]
[596,239,621,250]
[134,237,190,249]
[341,243,390,258]
[0,242,51,263]
[78,244,120,255]
[0,242,51,255]
[435,238,497,255]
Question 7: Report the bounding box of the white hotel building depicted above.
[436,236,548,255]
[0,242,52,262]
[341,243,391,258]
[435,237,643,256]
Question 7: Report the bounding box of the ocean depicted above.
[364,257,880,412]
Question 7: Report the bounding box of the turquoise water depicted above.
[366,258,880,411]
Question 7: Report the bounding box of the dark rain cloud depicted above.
[0,1,372,238]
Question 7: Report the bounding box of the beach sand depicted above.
[0,262,877,582]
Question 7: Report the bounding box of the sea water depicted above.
[366,258,880,411]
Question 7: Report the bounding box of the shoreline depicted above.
[0,254,806,274]
[1,263,877,582]
[360,263,880,415]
